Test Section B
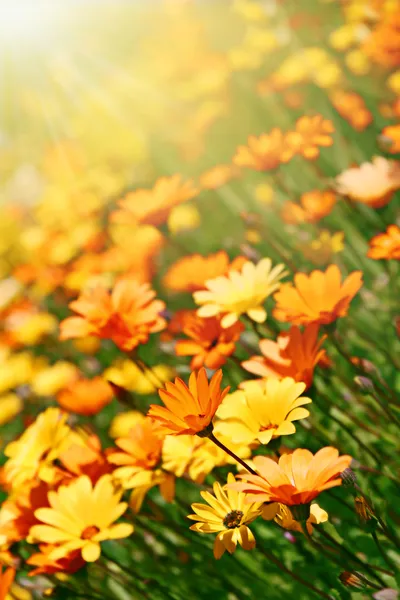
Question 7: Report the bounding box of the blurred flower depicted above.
[60,279,166,351]
[0,566,15,598]
[194,258,287,328]
[57,377,114,416]
[59,432,111,484]
[148,368,229,436]
[109,411,145,439]
[199,165,239,190]
[27,544,84,577]
[168,204,201,235]
[188,473,261,559]
[254,183,274,205]
[111,175,198,227]
[233,129,292,171]
[163,251,246,293]
[30,362,79,397]
[104,360,174,395]
[274,264,363,326]
[281,190,336,224]
[242,325,326,389]
[216,378,311,445]
[363,13,400,68]
[335,157,400,208]
[380,124,400,153]
[0,393,23,426]
[299,230,345,265]
[29,475,133,562]
[231,447,352,506]
[367,225,400,260]
[285,115,334,160]
[264,502,328,535]
[3,408,72,490]
[175,313,244,369]
[330,90,372,131]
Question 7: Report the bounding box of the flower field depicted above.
[0,1,400,599]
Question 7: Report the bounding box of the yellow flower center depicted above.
[81,525,100,540]
[223,510,244,529]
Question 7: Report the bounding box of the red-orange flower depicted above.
[281,190,336,224]
[111,175,198,227]
[367,225,400,260]
[60,278,166,351]
[233,129,292,172]
[175,313,244,370]
[57,377,114,416]
[148,368,229,436]
[162,251,246,293]
[59,433,112,484]
[230,447,352,506]
[363,13,400,68]
[380,124,400,154]
[27,545,84,576]
[285,115,334,160]
[0,566,15,599]
[242,325,326,389]
[273,265,363,326]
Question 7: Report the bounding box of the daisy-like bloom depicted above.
[199,165,239,190]
[162,251,246,293]
[242,325,326,389]
[148,368,229,436]
[273,264,363,326]
[59,432,111,484]
[367,225,400,260]
[110,175,198,227]
[284,115,334,160]
[29,474,133,562]
[330,90,372,132]
[281,190,336,225]
[175,313,244,370]
[57,377,114,416]
[335,157,400,208]
[194,258,287,328]
[3,407,72,490]
[107,417,174,512]
[216,378,311,446]
[188,474,261,559]
[230,447,352,509]
[27,544,85,576]
[59,278,166,352]
[263,502,328,535]
[233,129,292,172]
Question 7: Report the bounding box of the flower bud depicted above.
[354,376,375,394]
[339,571,365,589]
[341,467,357,487]
[354,495,374,523]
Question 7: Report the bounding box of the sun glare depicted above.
[0,1,58,48]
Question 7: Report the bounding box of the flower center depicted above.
[260,423,276,431]
[223,510,244,529]
[81,525,100,540]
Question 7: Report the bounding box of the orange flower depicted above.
[59,433,112,484]
[60,278,166,351]
[27,544,84,576]
[281,190,336,224]
[273,265,363,326]
[111,175,198,227]
[367,225,400,260]
[162,251,246,293]
[57,377,114,416]
[0,566,15,599]
[380,124,400,154]
[175,313,244,370]
[233,129,292,172]
[199,165,239,190]
[285,115,334,160]
[363,13,400,68]
[148,368,229,436]
[330,91,372,132]
[230,447,352,506]
[242,325,326,389]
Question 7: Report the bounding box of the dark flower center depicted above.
[81,525,100,540]
[223,510,244,529]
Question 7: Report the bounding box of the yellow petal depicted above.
[82,541,101,562]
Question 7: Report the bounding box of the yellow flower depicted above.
[216,378,311,445]
[29,475,133,562]
[188,473,261,559]
[109,411,146,439]
[0,393,23,427]
[3,407,72,489]
[194,258,287,328]
[168,204,201,235]
[9,312,57,346]
[299,231,344,265]
[104,360,174,395]
[263,502,328,535]
[254,183,274,205]
[31,362,79,396]
[0,352,45,395]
